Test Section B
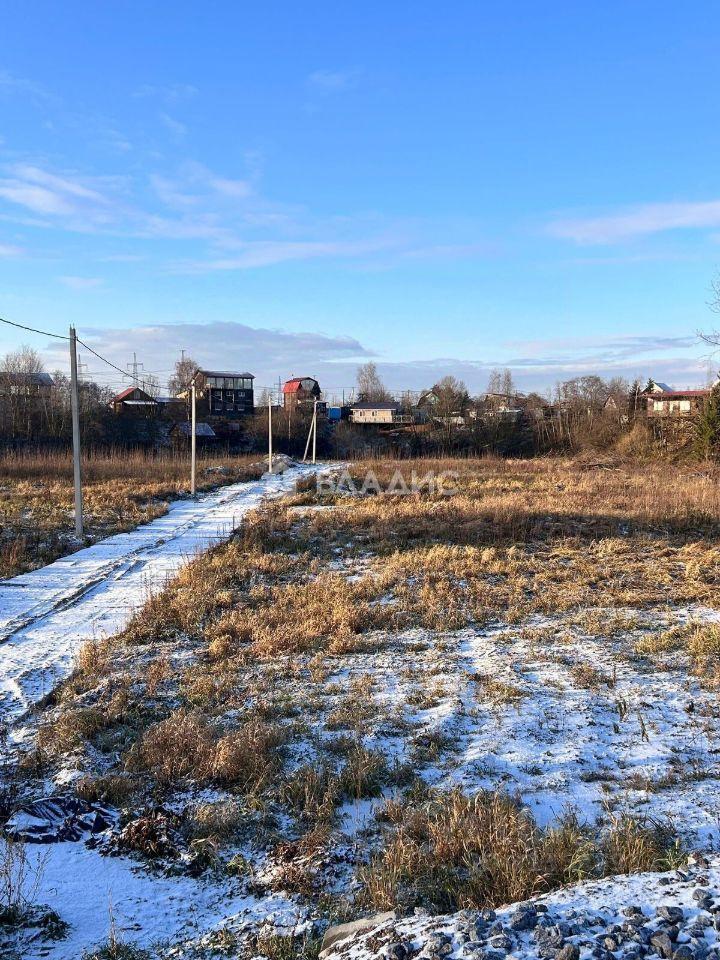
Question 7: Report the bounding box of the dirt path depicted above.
[0,465,318,722]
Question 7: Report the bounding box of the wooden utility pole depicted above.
[303,400,319,463]
[312,398,317,464]
[190,376,197,496]
[268,391,273,474]
[69,326,84,537]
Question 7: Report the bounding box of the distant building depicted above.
[110,385,159,416]
[643,379,673,394]
[170,421,216,445]
[603,395,619,412]
[186,370,255,422]
[282,377,322,410]
[350,401,413,425]
[0,371,54,397]
[643,387,711,418]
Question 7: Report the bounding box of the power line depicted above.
[0,316,135,380]
[75,337,136,379]
[0,316,70,340]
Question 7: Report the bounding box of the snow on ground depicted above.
[321,854,720,960]
[0,465,319,723]
[265,610,720,845]
[17,840,306,960]
[4,472,720,958]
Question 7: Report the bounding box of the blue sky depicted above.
[1,1,720,395]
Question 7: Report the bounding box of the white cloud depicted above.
[38,321,709,396]
[58,276,104,290]
[0,179,74,216]
[0,158,488,272]
[133,83,198,101]
[549,200,720,244]
[0,243,23,257]
[0,70,49,100]
[209,176,252,199]
[182,238,394,271]
[307,69,359,92]
[159,113,187,139]
[0,164,116,222]
[42,320,372,389]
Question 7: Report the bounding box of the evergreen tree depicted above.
[696,382,720,459]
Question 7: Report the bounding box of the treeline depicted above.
[3,346,718,461]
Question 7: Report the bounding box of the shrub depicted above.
[125,709,284,793]
[359,789,680,913]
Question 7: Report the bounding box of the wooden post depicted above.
[191,377,197,496]
[312,399,317,464]
[69,326,84,537]
[268,392,273,474]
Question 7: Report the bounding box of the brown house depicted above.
[642,379,710,418]
[282,377,322,410]
[110,385,159,416]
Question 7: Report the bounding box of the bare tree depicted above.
[698,275,720,350]
[429,375,469,450]
[147,374,163,398]
[486,367,516,396]
[0,346,48,438]
[168,355,199,397]
[356,362,391,402]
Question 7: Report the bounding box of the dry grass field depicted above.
[6,456,720,957]
[0,449,264,579]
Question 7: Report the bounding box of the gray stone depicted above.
[385,944,409,960]
[319,912,396,957]
[539,947,560,959]
[556,946,580,960]
[658,908,685,926]
[651,932,675,959]
[426,933,452,952]
[672,948,696,960]
[537,925,565,947]
[489,935,512,951]
[510,906,539,931]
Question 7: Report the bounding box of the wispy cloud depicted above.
[507,334,699,363]
[150,162,254,209]
[0,69,50,101]
[180,237,395,271]
[209,176,252,199]
[0,157,491,272]
[58,275,104,290]
[133,83,198,101]
[0,243,23,258]
[549,200,720,244]
[38,322,709,397]
[159,113,187,139]
[42,320,372,386]
[0,163,117,221]
[307,69,360,92]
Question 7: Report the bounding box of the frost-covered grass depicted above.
[5,456,720,957]
[0,449,263,579]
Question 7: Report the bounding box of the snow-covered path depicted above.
[0,465,317,722]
